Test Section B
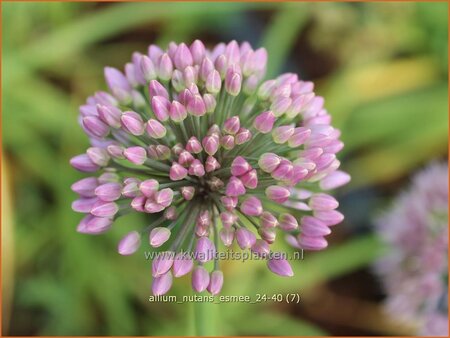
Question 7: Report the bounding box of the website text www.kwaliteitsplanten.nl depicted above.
[143,249,304,262]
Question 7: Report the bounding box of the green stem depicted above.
[194,298,207,336]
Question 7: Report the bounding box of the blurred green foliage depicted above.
[2,2,447,336]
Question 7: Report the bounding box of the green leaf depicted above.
[261,3,310,78]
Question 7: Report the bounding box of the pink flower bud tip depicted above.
[118,231,141,255]
[124,146,147,165]
[231,156,251,176]
[309,193,339,211]
[95,182,122,202]
[181,186,195,200]
[301,216,331,237]
[188,159,206,177]
[254,111,275,133]
[152,271,173,296]
[208,270,224,295]
[195,237,216,263]
[278,213,299,231]
[236,228,256,249]
[70,154,100,172]
[223,116,240,135]
[258,153,281,173]
[267,257,294,277]
[146,119,167,139]
[149,227,171,247]
[152,251,174,277]
[186,137,202,154]
[260,211,278,228]
[170,162,188,181]
[297,234,328,251]
[240,196,263,216]
[205,156,221,173]
[155,188,174,207]
[192,266,210,293]
[202,135,219,156]
[221,196,238,211]
[265,185,290,203]
[140,179,159,197]
[225,176,246,197]
[173,252,194,277]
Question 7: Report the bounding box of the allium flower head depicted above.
[71,40,349,295]
[374,163,448,336]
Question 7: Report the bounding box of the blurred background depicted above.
[2,1,448,336]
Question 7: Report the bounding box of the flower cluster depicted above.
[71,40,350,296]
[374,163,448,336]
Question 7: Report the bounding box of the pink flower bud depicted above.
[149,80,169,100]
[309,193,339,210]
[271,160,293,181]
[152,271,173,296]
[139,179,159,197]
[202,135,219,156]
[221,196,238,211]
[77,215,112,234]
[169,100,187,123]
[104,66,131,94]
[271,96,292,117]
[144,200,165,213]
[121,111,145,135]
[207,270,224,295]
[188,159,206,177]
[260,211,278,228]
[225,176,246,197]
[173,43,193,70]
[301,216,331,237]
[297,234,328,251]
[251,239,270,257]
[254,111,276,134]
[187,94,206,116]
[146,119,167,139]
[149,227,171,248]
[155,188,174,207]
[205,156,221,173]
[241,196,263,216]
[220,228,235,247]
[206,70,221,94]
[83,116,109,138]
[71,177,98,197]
[267,257,294,277]
[183,66,197,87]
[170,162,188,181]
[173,252,194,277]
[197,210,211,227]
[140,55,157,82]
[127,194,144,211]
[71,154,100,172]
[214,54,228,78]
[192,266,210,293]
[225,71,242,96]
[220,211,237,228]
[164,206,177,220]
[195,237,215,263]
[181,186,195,200]
[265,185,290,203]
[278,213,298,231]
[87,147,110,166]
[272,125,295,144]
[235,128,252,144]
[124,146,147,165]
[95,182,122,202]
[178,150,194,167]
[90,200,118,218]
[157,53,173,81]
[203,93,217,113]
[240,169,258,189]
[313,210,344,226]
[288,127,311,148]
[223,116,240,135]
[319,171,351,190]
[236,228,256,249]
[72,197,98,213]
[152,251,174,277]
[200,57,214,81]
[258,227,276,244]
[107,144,125,159]
[97,104,122,128]
[118,231,141,255]
[231,156,251,176]
[190,40,206,65]
[220,135,235,150]
[151,96,170,121]
[186,137,202,154]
